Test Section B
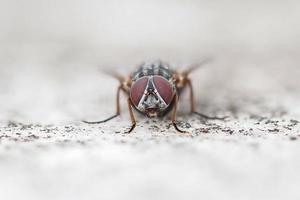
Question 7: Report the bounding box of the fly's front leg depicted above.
[186,79,195,112]
[171,95,187,133]
[126,98,137,133]
[187,79,227,120]
[82,85,123,124]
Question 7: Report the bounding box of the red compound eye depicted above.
[130,77,148,107]
[153,76,174,105]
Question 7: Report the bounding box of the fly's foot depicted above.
[172,122,190,134]
[82,114,120,124]
[192,112,229,121]
[124,123,136,134]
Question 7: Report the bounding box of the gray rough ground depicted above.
[1,0,300,200]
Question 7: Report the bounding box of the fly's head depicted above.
[130,76,176,118]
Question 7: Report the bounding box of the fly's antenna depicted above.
[182,57,213,76]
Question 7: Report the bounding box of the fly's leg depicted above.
[82,85,122,124]
[186,79,195,112]
[171,95,187,133]
[193,111,228,120]
[82,114,119,124]
[126,98,136,133]
[187,79,227,120]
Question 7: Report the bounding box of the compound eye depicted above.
[153,76,174,105]
[130,77,148,107]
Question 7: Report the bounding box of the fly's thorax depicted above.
[131,60,174,81]
[130,75,176,117]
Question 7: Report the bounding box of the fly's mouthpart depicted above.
[146,108,159,118]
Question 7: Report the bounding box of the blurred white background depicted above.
[1,0,299,54]
[0,0,299,122]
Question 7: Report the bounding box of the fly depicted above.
[83,59,226,133]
